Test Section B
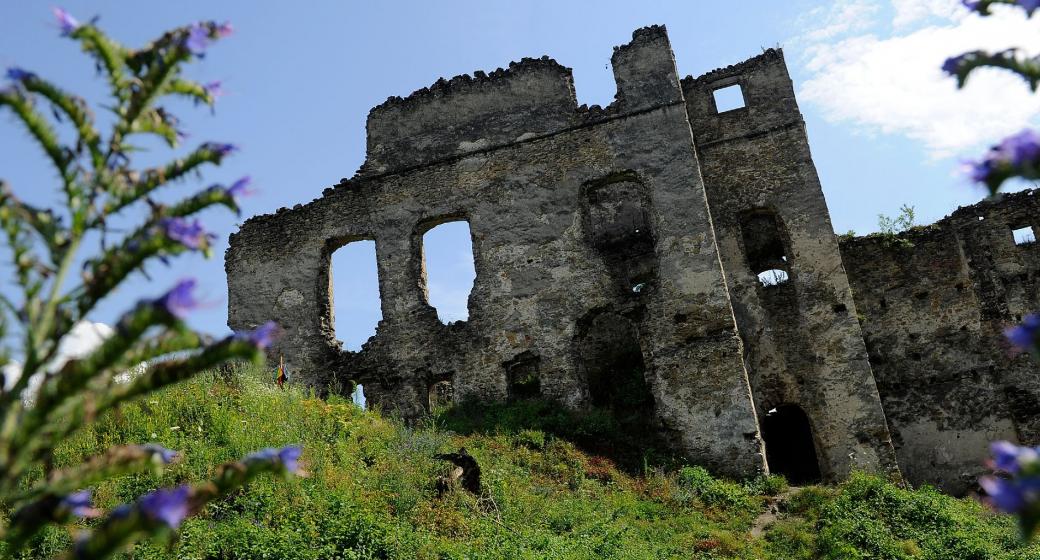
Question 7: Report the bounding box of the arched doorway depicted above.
[761,405,822,484]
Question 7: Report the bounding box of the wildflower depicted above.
[1020,0,1040,14]
[52,7,80,36]
[138,485,191,528]
[246,445,303,474]
[5,67,36,81]
[59,490,100,518]
[991,440,1040,473]
[203,80,223,100]
[141,443,179,464]
[203,142,238,158]
[1006,314,1040,351]
[226,176,253,199]
[183,24,211,57]
[154,279,198,319]
[234,321,279,349]
[216,21,233,37]
[993,129,1040,169]
[159,217,214,251]
[942,53,968,76]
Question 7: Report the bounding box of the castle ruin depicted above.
[225,26,1040,493]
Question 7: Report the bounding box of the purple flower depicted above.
[964,157,997,184]
[993,441,1025,473]
[234,321,279,349]
[216,21,234,37]
[5,67,35,81]
[962,0,981,9]
[993,129,1040,170]
[942,54,967,76]
[204,142,238,158]
[245,445,303,473]
[203,80,224,99]
[183,24,211,57]
[227,176,254,199]
[60,490,99,518]
[1006,314,1040,351]
[155,279,199,319]
[141,443,179,464]
[1020,0,1040,14]
[159,217,214,251]
[138,485,191,528]
[53,7,80,36]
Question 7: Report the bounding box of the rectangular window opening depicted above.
[330,240,382,351]
[421,220,476,324]
[713,84,745,113]
[1013,226,1036,246]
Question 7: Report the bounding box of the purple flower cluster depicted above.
[233,321,279,350]
[138,485,191,528]
[52,7,80,36]
[980,441,1040,516]
[227,176,253,199]
[159,217,214,251]
[962,0,1040,14]
[141,443,179,464]
[203,142,238,158]
[5,67,36,82]
[245,445,303,474]
[60,489,99,518]
[964,129,1040,188]
[155,279,199,319]
[203,80,224,100]
[182,21,234,58]
[1006,314,1040,351]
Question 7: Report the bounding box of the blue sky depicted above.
[2,1,1036,351]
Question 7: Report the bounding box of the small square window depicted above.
[1013,226,1035,246]
[713,84,745,113]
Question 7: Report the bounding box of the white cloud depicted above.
[892,0,964,28]
[801,0,880,42]
[796,1,1040,159]
[3,321,113,403]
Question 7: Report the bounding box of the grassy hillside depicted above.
[7,366,1038,559]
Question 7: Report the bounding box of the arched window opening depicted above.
[577,312,655,429]
[421,221,476,324]
[352,383,367,410]
[761,405,822,485]
[428,379,454,411]
[740,210,790,279]
[330,240,382,351]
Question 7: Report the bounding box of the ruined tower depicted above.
[226,26,1040,492]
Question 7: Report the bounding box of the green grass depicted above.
[6,366,1038,559]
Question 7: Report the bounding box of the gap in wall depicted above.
[422,221,476,323]
[330,240,382,351]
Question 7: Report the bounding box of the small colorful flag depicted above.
[276,356,287,389]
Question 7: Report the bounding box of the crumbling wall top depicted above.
[682,48,785,87]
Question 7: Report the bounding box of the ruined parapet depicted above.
[840,190,1040,493]
[681,50,900,482]
[227,26,766,478]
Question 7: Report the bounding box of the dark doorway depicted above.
[577,312,655,428]
[761,405,822,484]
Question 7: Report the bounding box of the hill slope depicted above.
[9,367,1039,559]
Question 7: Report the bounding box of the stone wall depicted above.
[227,26,765,478]
[682,51,899,482]
[226,25,1040,491]
[840,190,1040,493]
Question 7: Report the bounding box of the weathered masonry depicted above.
[226,26,1040,493]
